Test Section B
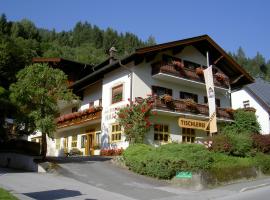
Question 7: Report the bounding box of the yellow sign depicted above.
[178,118,208,130]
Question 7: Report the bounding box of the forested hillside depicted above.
[1,13,270,90]
[0,14,155,89]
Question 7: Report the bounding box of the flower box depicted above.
[195,67,204,76]
[216,73,225,82]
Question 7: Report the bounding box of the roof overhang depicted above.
[71,35,254,91]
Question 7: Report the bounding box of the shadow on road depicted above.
[45,156,112,164]
[23,189,91,200]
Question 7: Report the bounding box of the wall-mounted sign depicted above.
[178,118,207,130]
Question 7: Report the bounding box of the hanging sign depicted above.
[203,66,217,134]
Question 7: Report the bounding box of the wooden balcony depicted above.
[152,62,230,89]
[57,107,102,129]
[153,98,233,120]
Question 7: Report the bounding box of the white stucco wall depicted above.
[80,81,102,111]
[231,89,270,134]
[101,66,132,149]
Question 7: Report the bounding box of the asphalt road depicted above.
[1,158,270,200]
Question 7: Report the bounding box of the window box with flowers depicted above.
[195,67,204,76]
[215,73,225,82]
[225,108,234,116]
[183,98,198,112]
[160,94,173,103]
[172,60,184,71]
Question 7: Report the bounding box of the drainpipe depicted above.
[119,60,133,105]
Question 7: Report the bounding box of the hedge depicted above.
[123,143,213,179]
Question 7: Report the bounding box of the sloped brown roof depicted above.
[71,35,254,91]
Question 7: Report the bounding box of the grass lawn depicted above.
[0,188,18,200]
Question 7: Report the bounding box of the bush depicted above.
[252,134,270,153]
[210,135,232,154]
[254,153,270,174]
[222,109,260,135]
[69,148,83,156]
[209,153,256,182]
[123,143,213,179]
[228,134,253,157]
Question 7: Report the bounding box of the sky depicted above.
[1,0,270,60]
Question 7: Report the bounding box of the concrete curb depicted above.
[240,182,270,192]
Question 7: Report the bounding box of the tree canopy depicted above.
[9,63,79,157]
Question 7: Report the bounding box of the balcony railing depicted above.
[57,107,102,129]
[152,62,230,89]
[153,98,233,120]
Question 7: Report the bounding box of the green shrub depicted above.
[254,153,270,174]
[222,109,260,135]
[209,153,256,182]
[228,134,253,157]
[123,143,213,179]
[210,135,232,154]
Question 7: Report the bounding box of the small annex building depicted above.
[232,78,270,135]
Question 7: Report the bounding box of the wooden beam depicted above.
[214,55,224,65]
[230,74,244,84]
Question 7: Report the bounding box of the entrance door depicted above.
[85,129,95,155]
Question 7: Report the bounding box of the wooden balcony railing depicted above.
[57,107,102,129]
[153,98,233,120]
[152,62,230,89]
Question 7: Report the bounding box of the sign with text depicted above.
[178,118,207,130]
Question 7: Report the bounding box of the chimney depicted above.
[109,47,117,64]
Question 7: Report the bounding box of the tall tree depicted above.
[9,63,79,158]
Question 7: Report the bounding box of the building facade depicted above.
[29,35,253,156]
[232,78,270,135]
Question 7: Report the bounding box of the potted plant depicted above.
[172,60,184,70]
[225,108,234,115]
[161,94,173,103]
[216,73,225,82]
[93,145,101,155]
[183,98,197,111]
[195,67,204,76]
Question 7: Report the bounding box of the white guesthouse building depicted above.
[232,78,270,135]
[29,35,253,156]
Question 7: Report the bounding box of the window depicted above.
[204,96,221,107]
[56,138,60,149]
[154,124,170,142]
[81,135,86,148]
[180,92,198,102]
[112,84,123,104]
[152,86,172,96]
[243,100,250,108]
[182,128,195,143]
[111,124,122,142]
[72,135,77,148]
